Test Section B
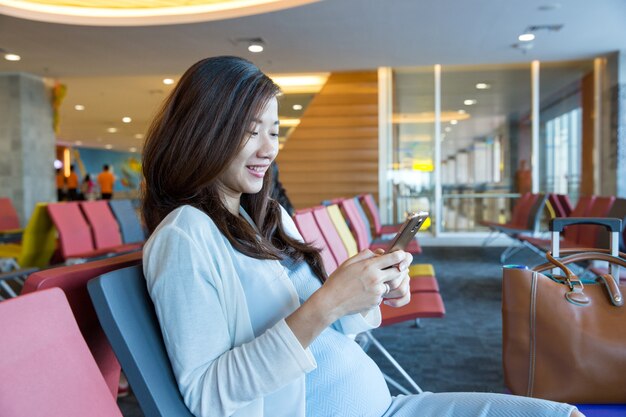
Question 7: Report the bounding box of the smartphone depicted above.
[386,211,429,252]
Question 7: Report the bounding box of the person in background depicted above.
[80,173,95,201]
[66,165,79,201]
[97,164,115,200]
[141,56,583,417]
[55,168,66,202]
[271,161,295,216]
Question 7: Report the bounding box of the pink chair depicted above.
[359,193,404,235]
[47,202,139,261]
[340,198,422,254]
[293,210,338,273]
[80,201,142,253]
[0,288,122,416]
[21,251,143,397]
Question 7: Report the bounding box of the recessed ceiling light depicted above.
[444,127,452,132]
[457,109,467,114]
[163,78,174,85]
[538,3,561,11]
[129,147,137,153]
[75,140,82,145]
[248,43,264,53]
[107,127,117,133]
[475,83,491,90]
[450,120,458,125]
[4,53,21,61]
[53,160,63,169]
[518,33,535,42]
[292,104,303,111]
[74,104,85,111]
[122,117,132,123]
[105,144,113,149]
[464,99,477,106]
[134,133,144,139]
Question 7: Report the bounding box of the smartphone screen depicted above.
[386,211,429,253]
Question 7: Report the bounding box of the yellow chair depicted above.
[326,204,358,257]
[409,263,435,277]
[0,203,57,269]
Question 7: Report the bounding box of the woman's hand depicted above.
[285,249,412,349]
[319,248,411,319]
[374,248,412,308]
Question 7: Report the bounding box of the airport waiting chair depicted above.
[0,197,23,244]
[0,288,122,416]
[293,210,338,273]
[21,251,143,397]
[47,202,139,262]
[88,265,194,417]
[0,203,56,298]
[339,197,423,255]
[319,204,438,292]
[0,203,56,269]
[519,196,613,254]
[80,201,143,253]
[358,193,405,235]
[557,194,573,217]
[108,199,146,244]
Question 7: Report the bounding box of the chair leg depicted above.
[364,331,423,394]
[500,244,524,263]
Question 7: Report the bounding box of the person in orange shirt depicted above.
[66,165,79,201]
[55,168,66,201]
[97,164,115,200]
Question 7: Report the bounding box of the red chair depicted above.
[21,251,142,397]
[0,288,122,416]
[0,197,21,231]
[520,196,612,253]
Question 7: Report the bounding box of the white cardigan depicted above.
[143,205,380,417]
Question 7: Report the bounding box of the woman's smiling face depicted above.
[218,96,279,213]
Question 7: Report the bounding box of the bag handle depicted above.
[533,252,625,307]
[533,251,626,276]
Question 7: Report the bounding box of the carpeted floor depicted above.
[117,245,544,415]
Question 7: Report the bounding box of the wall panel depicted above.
[277,71,379,209]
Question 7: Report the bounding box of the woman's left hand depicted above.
[373,249,412,307]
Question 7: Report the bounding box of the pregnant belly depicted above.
[306,328,391,417]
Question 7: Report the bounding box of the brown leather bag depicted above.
[502,250,626,403]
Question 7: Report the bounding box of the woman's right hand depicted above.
[318,249,409,320]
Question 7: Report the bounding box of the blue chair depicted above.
[88,264,193,417]
[108,200,146,244]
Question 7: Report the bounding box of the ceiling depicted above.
[0,0,625,152]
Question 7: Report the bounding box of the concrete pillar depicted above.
[0,73,56,224]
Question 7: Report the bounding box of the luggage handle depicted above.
[549,217,622,278]
[533,251,625,307]
[549,217,622,233]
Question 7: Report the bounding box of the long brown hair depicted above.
[142,56,326,282]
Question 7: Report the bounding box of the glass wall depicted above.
[439,64,531,232]
[384,59,595,235]
[390,68,435,231]
[539,61,594,203]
